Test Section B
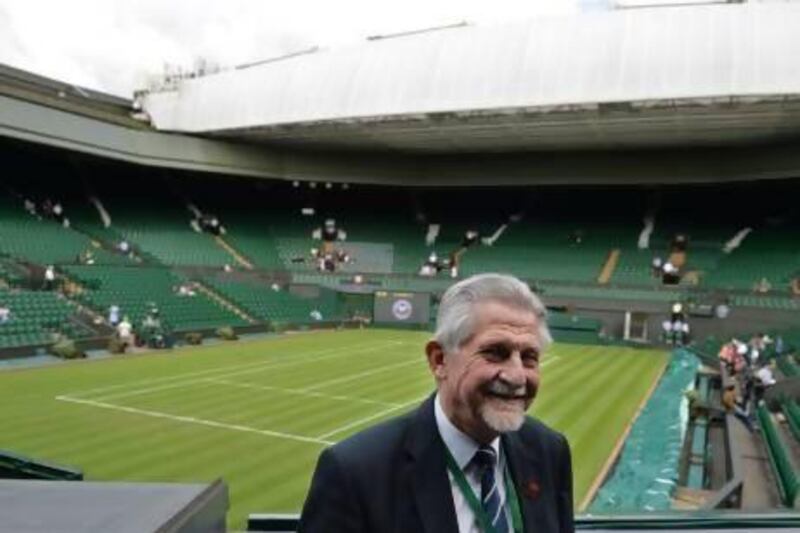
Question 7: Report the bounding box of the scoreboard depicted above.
[373,291,430,325]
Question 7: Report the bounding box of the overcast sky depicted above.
[0,0,585,98]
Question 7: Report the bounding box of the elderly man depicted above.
[299,273,573,533]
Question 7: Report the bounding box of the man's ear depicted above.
[425,340,447,380]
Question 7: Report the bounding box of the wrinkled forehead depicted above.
[468,301,541,342]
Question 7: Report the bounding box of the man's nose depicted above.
[499,353,528,386]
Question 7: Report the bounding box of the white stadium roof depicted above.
[141,2,800,153]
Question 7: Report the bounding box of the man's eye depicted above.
[521,351,540,366]
[482,347,507,359]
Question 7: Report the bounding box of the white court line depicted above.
[62,339,392,399]
[92,341,405,402]
[205,379,399,408]
[316,395,429,441]
[54,353,564,448]
[314,355,561,441]
[302,351,555,396]
[300,358,421,393]
[541,355,560,367]
[55,395,334,446]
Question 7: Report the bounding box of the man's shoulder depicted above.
[518,415,568,447]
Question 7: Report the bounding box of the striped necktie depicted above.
[471,445,509,533]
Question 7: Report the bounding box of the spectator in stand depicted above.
[462,229,480,249]
[754,364,777,405]
[311,220,349,272]
[733,338,749,366]
[40,198,54,219]
[754,365,776,405]
[718,341,736,373]
[0,304,10,324]
[52,202,69,227]
[176,283,196,297]
[40,199,69,227]
[419,252,440,277]
[43,265,56,290]
[672,319,685,346]
[117,316,134,347]
[23,198,38,217]
[447,251,460,279]
[141,307,167,348]
[756,364,776,387]
[321,219,344,245]
[200,214,225,236]
[651,257,663,278]
[662,261,679,284]
[741,367,755,410]
[680,322,690,345]
[754,277,772,294]
[722,383,754,432]
[775,335,784,356]
[568,229,583,245]
[79,249,96,266]
[670,302,684,321]
[749,333,769,359]
[322,253,335,273]
[335,249,351,265]
[662,320,674,345]
[108,304,121,326]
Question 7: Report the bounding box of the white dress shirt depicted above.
[435,394,512,533]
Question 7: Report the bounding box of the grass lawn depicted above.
[0,329,668,530]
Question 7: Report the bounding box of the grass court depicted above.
[0,329,668,529]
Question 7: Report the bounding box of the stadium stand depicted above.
[202,275,342,324]
[541,283,684,303]
[113,213,235,267]
[777,356,800,379]
[611,248,660,286]
[221,227,283,270]
[73,185,239,267]
[706,228,800,293]
[0,259,25,288]
[66,202,160,265]
[731,295,800,312]
[62,265,248,331]
[756,404,800,507]
[0,196,130,266]
[780,400,800,444]
[0,289,91,348]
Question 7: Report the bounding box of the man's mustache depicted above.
[483,378,536,400]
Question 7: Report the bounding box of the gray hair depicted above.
[434,273,551,354]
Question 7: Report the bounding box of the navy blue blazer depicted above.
[298,394,574,533]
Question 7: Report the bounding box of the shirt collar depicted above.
[434,393,500,470]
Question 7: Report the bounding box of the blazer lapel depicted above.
[405,394,460,533]
[503,431,546,532]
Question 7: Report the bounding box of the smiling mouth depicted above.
[486,391,528,402]
[484,381,529,400]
